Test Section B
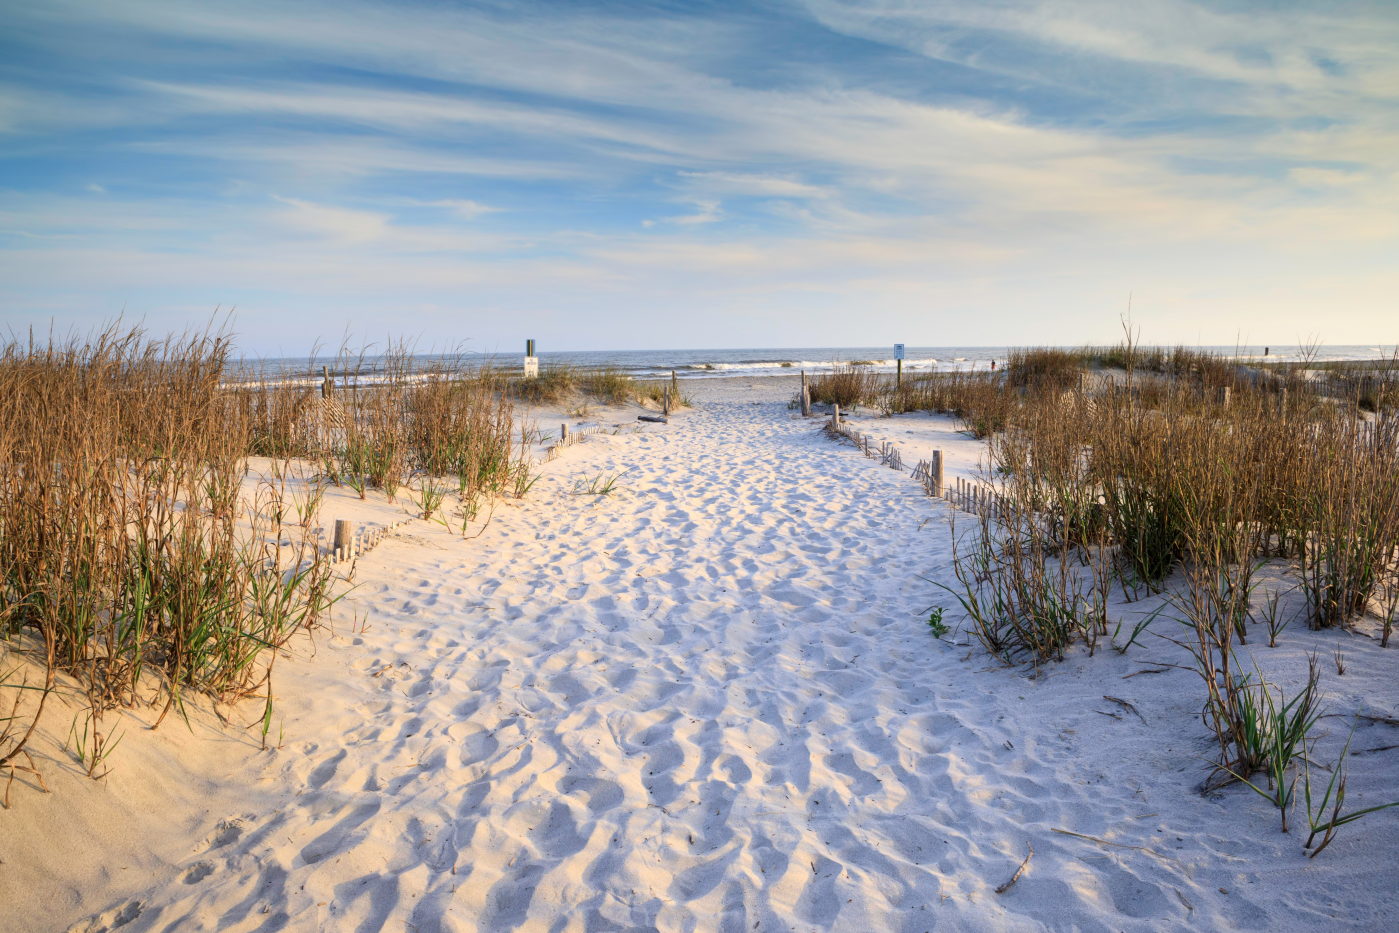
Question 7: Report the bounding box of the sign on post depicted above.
[894,343,905,386]
[894,344,905,360]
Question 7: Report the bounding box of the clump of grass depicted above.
[1004,347,1090,390]
[401,354,515,506]
[0,326,531,803]
[1220,654,1324,831]
[806,363,884,410]
[515,362,579,404]
[516,363,640,407]
[581,366,633,405]
[0,326,338,790]
[571,470,630,497]
[1297,416,1399,629]
[1303,722,1399,857]
[633,378,691,409]
[937,427,1111,663]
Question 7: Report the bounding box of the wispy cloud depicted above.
[1,0,1396,349]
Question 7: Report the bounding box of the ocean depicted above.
[238,344,1397,381]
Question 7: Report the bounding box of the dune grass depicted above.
[921,348,1399,846]
[0,326,528,801]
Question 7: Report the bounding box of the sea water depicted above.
[235,345,1396,382]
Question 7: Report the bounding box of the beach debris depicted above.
[994,843,1033,894]
[1103,695,1147,724]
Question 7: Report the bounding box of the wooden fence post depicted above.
[663,385,670,417]
[831,404,840,431]
[931,450,944,496]
[561,423,569,444]
[334,520,353,558]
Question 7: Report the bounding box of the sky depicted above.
[1,0,1396,355]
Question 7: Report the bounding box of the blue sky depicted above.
[1,0,1396,354]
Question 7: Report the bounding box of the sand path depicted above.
[58,383,1399,933]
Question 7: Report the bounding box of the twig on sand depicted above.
[995,843,1033,894]
[1174,887,1194,911]
[1051,828,1185,869]
[1103,695,1147,724]
[1351,744,1399,756]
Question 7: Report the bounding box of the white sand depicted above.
[6,376,1399,932]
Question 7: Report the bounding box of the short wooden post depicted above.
[334,520,353,558]
[663,385,670,417]
[1278,387,1287,417]
[831,404,840,430]
[322,365,332,399]
[931,450,944,497]
[1078,371,1088,394]
[561,423,569,444]
[801,384,811,417]
[1217,386,1231,406]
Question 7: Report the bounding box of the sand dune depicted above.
[8,377,1399,932]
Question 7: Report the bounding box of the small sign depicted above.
[894,343,905,361]
[523,357,539,378]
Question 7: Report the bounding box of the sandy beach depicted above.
[4,376,1398,933]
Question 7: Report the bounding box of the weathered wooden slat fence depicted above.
[825,415,1014,521]
[330,518,412,564]
[542,422,624,462]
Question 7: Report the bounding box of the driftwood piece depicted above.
[995,843,1033,894]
